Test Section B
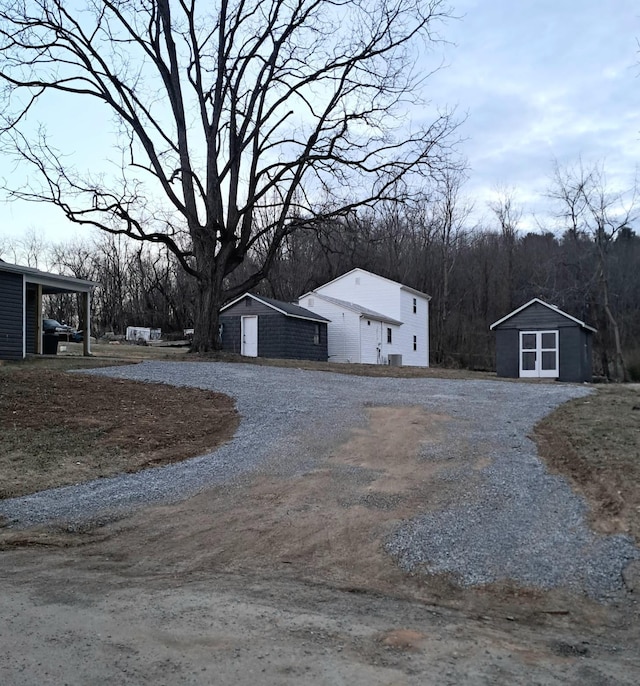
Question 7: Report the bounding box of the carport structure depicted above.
[0,260,96,360]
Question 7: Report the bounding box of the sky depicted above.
[0,0,638,247]
[427,0,640,229]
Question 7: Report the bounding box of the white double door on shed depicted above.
[519,330,558,378]
[241,315,258,357]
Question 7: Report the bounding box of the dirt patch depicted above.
[78,407,449,589]
[50,404,617,626]
[534,385,640,543]
[379,628,426,650]
[0,367,238,499]
[2,389,639,683]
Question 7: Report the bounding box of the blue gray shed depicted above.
[219,293,329,362]
[0,260,96,360]
[490,298,596,382]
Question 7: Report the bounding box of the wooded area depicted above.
[0,0,458,353]
[0,1,636,378]
[3,164,639,380]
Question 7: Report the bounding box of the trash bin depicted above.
[43,333,59,355]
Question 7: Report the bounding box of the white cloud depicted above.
[1,0,639,243]
[426,0,640,230]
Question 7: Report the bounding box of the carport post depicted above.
[82,291,92,356]
[35,284,43,355]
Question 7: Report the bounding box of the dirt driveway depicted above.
[1,364,639,684]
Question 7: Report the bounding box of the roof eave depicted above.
[359,313,403,326]
[400,284,432,300]
[490,298,597,333]
[0,262,97,292]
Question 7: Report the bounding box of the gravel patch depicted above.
[1,361,638,598]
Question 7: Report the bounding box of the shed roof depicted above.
[489,298,597,333]
[0,260,96,294]
[221,292,330,323]
[302,292,403,326]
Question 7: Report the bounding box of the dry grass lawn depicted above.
[535,385,640,544]
[0,358,238,499]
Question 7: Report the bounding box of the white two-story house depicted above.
[298,268,430,366]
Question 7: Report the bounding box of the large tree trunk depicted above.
[191,278,224,353]
[190,236,229,353]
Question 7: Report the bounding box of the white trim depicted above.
[241,315,258,357]
[400,284,432,301]
[519,330,559,378]
[490,298,596,333]
[0,261,96,292]
[308,268,432,301]
[83,291,92,356]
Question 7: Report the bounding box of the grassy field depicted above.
[1,348,638,548]
[55,340,498,378]
[0,355,238,499]
[535,385,640,544]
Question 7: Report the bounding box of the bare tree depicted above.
[0,233,11,261]
[550,161,637,381]
[20,227,49,269]
[0,0,458,351]
[430,168,471,363]
[49,237,99,326]
[0,227,49,266]
[488,185,522,311]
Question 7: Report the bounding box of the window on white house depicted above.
[413,298,417,314]
[413,335,417,351]
[387,327,392,344]
[313,324,320,345]
[367,320,371,325]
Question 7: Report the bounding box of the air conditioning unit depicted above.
[388,354,402,367]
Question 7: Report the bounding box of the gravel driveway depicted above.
[2,361,638,598]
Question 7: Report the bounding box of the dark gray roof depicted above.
[490,298,597,333]
[0,260,97,293]
[221,292,330,323]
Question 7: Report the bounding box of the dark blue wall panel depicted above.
[0,270,24,360]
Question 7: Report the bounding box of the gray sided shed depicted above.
[0,260,96,360]
[490,299,595,382]
[220,293,329,362]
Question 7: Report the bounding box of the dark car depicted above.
[43,318,74,334]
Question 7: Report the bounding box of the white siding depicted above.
[398,290,429,366]
[360,318,402,364]
[314,269,402,321]
[297,294,361,363]
[359,318,382,364]
[304,268,430,367]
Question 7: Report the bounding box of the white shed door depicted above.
[241,316,258,357]
[519,330,558,378]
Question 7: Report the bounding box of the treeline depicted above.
[2,165,639,379]
[246,211,640,378]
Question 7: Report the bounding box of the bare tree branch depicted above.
[0,0,459,350]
